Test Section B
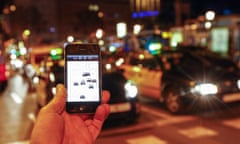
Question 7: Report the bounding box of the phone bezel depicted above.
[64,43,102,114]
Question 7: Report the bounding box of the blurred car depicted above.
[0,63,9,93]
[120,45,240,113]
[33,50,140,125]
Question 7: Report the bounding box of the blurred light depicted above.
[171,42,178,47]
[52,87,57,96]
[18,41,27,55]
[28,112,36,122]
[133,24,142,35]
[115,58,124,66]
[10,49,17,54]
[105,63,112,70]
[88,4,99,11]
[12,59,24,68]
[10,92,23,104]
[237,80,240,90]
[18,41,25,48]
[10,5,16,12]
[138,54,145,60]
[33,76,39,84]
[19,47,27,55]
[223,9,231,15]
[191,83,218,96]
[98,39,104,46]
[116,22,127,38]
[133,66,141,72]
[67,36,74,43]
[170,31,183,48]
[148,43,162,55]
[50,48,63,60]
[125,81,138,99]
[3,7,10,14]
[109,45,117,52]
[162,32,169,39]
[154,29,161,35]
[190,24,198,30]
[39,67,45,73]
[51,49,57,56]
[96,29,103,39]
[132,11,159,18]
[205,21,212,29]
[49,27,56,33]
[205,11,215,21]
[10,54,17,60]
[98,11,104,18]
[23,29,31,36]
[49,72,55,82]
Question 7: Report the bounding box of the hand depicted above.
[30,84,110,144]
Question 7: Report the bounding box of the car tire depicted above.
[164,87,183,113]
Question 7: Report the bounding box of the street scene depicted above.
[1,74,240,144]
[1,0,240,144]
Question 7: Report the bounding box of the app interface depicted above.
[67,54,100,102]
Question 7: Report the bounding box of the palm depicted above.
[63,113,96,144]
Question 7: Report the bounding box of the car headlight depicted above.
[237,80,240,90]
[125,81,138,99]
[191,83,218,96]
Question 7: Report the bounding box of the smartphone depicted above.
[64,43,101,114]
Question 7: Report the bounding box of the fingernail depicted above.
[56,84,62,92]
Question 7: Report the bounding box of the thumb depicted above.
[42,84,66,114]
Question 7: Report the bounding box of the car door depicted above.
[139,58,163,99]
[121,57,163,99]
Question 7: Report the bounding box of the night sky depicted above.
[189,0,240,17]
[157,0,240,27]
[1,0,240,16]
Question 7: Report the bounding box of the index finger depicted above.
[41,84,66,114]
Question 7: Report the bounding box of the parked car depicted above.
[120,46,240,113]
[33,53,140,125]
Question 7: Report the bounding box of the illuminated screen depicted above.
[66,54,100,102]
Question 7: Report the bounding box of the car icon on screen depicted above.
[82,72,90,77]
[88,85,94,89]
[80,95,85,99]
[73,82,79,86]
[80,80,86,85]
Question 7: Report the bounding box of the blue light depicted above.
[132,13,138,18]
[132,10,159,18]
[223,9,231,15]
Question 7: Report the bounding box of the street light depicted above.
[204,11,215,29]
[205,10,215,21]
[204,21,212,29]
[133,24,142,35]
[96,29,103,39]
[67,35,74,43]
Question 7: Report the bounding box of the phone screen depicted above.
[66,54,100,102]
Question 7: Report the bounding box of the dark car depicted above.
[121,46,240,113]
[34,55,140,125]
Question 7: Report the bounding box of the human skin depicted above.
[30,84,110,144]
